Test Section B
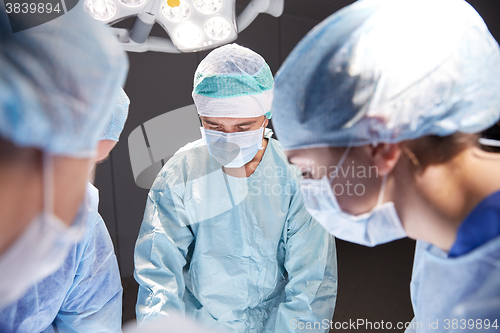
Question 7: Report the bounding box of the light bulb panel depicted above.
[85,0,149,25]
[86,0,238,52]
[193,0,222,15]
[161,0,191,22]
[156,0,237,52]
[85,0,117,21]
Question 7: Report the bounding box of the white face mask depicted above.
[299,147,406,247]
[201,120,266,168]
[0,154,87,309]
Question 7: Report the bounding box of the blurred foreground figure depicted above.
[0,89,130,332]
[134,44,337,332]
[0,0,127,313]
[272,0,500,332]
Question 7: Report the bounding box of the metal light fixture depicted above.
[84,0,284,53]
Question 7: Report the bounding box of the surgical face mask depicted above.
[300,147,406,247]
[201,120,266,168]
[0,155,87,309]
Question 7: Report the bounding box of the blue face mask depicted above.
[201,120,266,168]
[299,147,407,247]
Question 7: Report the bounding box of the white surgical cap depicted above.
[0,2,128,157]
[100,88,130,142]
[272,0,500,150]
[192,44,274,119]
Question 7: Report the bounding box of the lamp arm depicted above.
[111,28,180,53]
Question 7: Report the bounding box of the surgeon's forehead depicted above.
[200,116,263,126]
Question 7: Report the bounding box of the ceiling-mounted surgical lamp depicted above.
[84,0,284,53]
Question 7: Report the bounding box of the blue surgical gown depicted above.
[134,130,337,332]
[0,184,123,333]
[406,191,500,332]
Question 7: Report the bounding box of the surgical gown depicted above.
[134,130,337,332]
[406,191,500,333]
[0,184,122,333]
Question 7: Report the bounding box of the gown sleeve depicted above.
[134,179,195,326]
[274,181,338,333]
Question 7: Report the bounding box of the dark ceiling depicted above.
[236,0,356,22]
[236,0,500,42]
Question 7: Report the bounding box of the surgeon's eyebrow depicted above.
[202,119,222,126]
[235,120,257,126]
[201,119,258,126]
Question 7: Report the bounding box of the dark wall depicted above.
[94,0,500,329]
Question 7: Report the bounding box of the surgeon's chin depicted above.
[336,192,379,216]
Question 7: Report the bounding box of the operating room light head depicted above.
[84,0,251,53]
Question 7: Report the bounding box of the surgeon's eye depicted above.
[301,169,313,179]
[236,126,250,132]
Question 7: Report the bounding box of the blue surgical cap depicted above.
[192,44,274,119]
[0,2,128,157]
[272,0,500,150]
[100,88,130,142]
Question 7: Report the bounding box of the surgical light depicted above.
[85,0,116,21]
[193,0,222,14]
[161,0,191,22]
[204,16,231,40]
[86,0,284,53]
[119,0,147,7]
[175,23,203,47]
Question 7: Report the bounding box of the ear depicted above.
[264,117,269,128]
[364,143,402,176]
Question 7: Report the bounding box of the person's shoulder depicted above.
[167,138,208,166]
[450,254,500,321]
[151,139,214,191]
[176,138,205,153]
[269,136,282,149]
